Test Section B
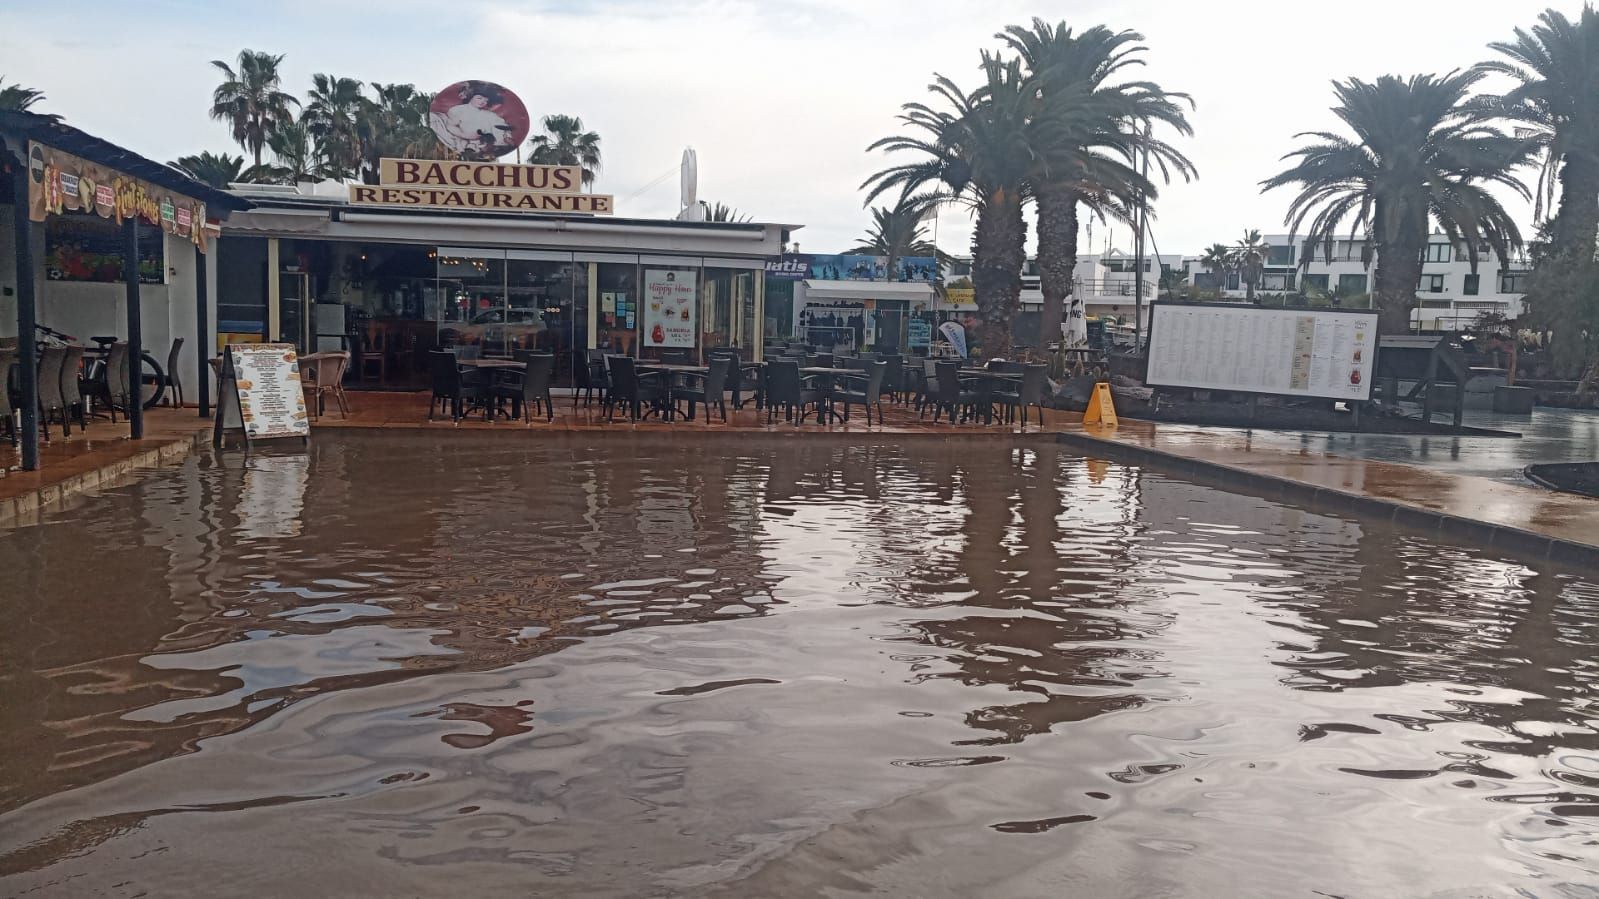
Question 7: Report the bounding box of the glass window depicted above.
[950,260,972,276]
[506,256,579,379]
[1500,270,1529,293]
[1463,273,1480,296]
[595,262,639,355]
[1419,274,1445,293]
[1423,243,1450,263]
[1303,273,1330,293]
[1337,273,1368,295]
[702,267,759,354]
[437,250,506,353]
[44,214,164,284]
[1266,244,1294,266]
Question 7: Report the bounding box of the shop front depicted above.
[217,190,791,388]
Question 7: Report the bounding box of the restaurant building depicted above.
[1,110,249,470]
[217,181,796,389]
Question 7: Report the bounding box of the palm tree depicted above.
[1477,6,1599,260]
[209,50,299,167]
[1262,72,1534,333]
[0,77,47,111]
[999,19,1195,346]
[701,202,751,223]
[847,191,942,282]
[358,83,437,183]
[303,73,367,181]
[170,151,246,188]
[1232,229,1271,302]
[865,53,1063,356]
[527,115,602,189]
[1199,244,1232,299]
[251,120,322,184]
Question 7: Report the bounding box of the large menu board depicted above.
[643,269,697,349]
[1146,304,1377,401]
[215,343,310,444]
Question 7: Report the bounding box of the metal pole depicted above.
[12,166,40,470]
[1133,121,1151,353]
[124,218,143,439]
[196,245,211,417]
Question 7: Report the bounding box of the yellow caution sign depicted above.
[1083,381,1118,426]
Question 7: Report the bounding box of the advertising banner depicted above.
[219,343,311,442]
[27,142,210,251]
[1146,304,1377,401]
[643,270,697,348]
[907,318,932,349]
[767,254,940,282]
[939,321,968,358]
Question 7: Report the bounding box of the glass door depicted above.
[278,271,312,353]
[437,249,507,354]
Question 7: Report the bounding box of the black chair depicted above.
[605,356,670,422]
[428,350,488,422]
[765,358,821,424]
[164,337,185,407]
[835,360,887,425]
[573,353,607,410]
[994,363,1049,429]
[881,355,905,402]
[504,352,556,422]
[36,346,66,440]
[659,348,694,366]
[674,357,730,422]
[927,360,982,424]
[59,345,86,434]
[0,349,16,446]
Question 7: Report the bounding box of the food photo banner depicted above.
[26,142,210,251]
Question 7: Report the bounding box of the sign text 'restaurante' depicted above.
[349,185,614,213]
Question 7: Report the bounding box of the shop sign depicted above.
[942,287,976,309]
[908,318,932,348]
[765,254,812,280]
[27,141,211,251]
[350,157,613,215]
[643,269,696,348]
[428,80,532,160]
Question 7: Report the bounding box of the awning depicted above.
[799,280,935,302]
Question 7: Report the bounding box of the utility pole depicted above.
[1133,121,1150,353]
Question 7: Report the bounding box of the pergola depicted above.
[1,110,249,470]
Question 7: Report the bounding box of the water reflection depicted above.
[1,433,1596,895]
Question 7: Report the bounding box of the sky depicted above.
[0,0,1557,258]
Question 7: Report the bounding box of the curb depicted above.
[1055,431,1599,569]
[0,430,210,527]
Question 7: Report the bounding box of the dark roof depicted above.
[234,190,801,232]
[0,110,251,214]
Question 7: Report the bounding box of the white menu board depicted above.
[225,343,310,440]
[643,269,697,349]
[1146,305,1377,401]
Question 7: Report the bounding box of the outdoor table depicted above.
[801,366,859,423]
[457,358,526,370]
[958,370,1022,424]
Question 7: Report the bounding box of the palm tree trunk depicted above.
[1553,154,1599,261]
[972,194,1027,358]
[1034,186,1078,348]
[1373,234,1423,335]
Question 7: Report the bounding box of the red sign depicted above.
[428,80,531,161]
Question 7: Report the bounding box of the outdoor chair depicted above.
[164,337,185,408]
[428,350,489,422]
[881,355,904,403]
[928,360,982,424]
[59,345,86,434]
[605,356,670,422]
[835,360,887,425]
[914,359,938,415]
[0,349,16,446]
[765,358,821,424]
[35,346,67,440]
[96,341,131,423]
[709,348,762,410]
[659,349,694,366]
[674,357,730,423]
[990,363,1048,429]
[573,353,607,410]
[304,351,351,419]
[505,352,556,422]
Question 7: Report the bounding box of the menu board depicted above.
[215,343,310,444]
[643,269,696,348]
[1146,305,1376,401]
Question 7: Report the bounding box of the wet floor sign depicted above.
[1083,381,1118,426]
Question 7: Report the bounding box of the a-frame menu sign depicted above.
[214,343,311,449]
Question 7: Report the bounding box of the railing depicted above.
[1074,278,1157,299]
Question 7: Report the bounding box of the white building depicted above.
[1179,233,1530,330]
[944,249,1178,324]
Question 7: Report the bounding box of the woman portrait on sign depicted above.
[430,82,516,158]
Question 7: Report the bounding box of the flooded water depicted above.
[2,433,1598,897]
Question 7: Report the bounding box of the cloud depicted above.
[0,0,1543,256]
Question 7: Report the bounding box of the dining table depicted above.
[800,366,861,424]
[957,369,1023,424]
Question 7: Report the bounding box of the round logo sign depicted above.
[428,80,531,161]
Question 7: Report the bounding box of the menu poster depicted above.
[1146,305,1376,401]
[214,343,311,447]
[643,269,696,348]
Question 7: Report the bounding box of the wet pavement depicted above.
[1226,407,1599,486]
[2,432,1598,897]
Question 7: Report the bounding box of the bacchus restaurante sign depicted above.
[350,159,615,214]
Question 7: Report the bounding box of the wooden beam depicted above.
[11,164,39,470]
[124,217,143,439]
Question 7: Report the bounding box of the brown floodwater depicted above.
[2,433,1597,897]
